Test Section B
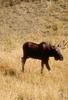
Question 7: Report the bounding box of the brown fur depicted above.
[21,42,63,73]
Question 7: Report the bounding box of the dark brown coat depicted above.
[21,42,63,73]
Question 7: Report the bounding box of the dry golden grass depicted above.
[0,0,68,100]
[0,33,68,100]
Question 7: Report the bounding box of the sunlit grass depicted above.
[0,0,68,99]
[0,33,68,100]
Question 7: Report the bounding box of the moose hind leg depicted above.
[21,57,26,72]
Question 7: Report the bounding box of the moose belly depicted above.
[27,49,45,60]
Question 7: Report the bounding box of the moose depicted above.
[21,42,63,73]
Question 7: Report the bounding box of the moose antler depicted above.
[55,40,68,49]
[63,40,68,46]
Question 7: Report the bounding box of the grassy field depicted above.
[0,0,68,100]
[0,34,68,100]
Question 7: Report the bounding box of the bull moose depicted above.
[21,42,63,73]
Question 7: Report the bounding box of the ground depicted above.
[0,0,68,100]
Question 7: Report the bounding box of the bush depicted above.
[0,0,21,7]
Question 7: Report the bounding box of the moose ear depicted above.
[51,45,55,50]
[55,47,60,52]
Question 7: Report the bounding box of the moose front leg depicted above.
[45,60,51,71]
[41,60,45,74]
[21,57,26,72]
